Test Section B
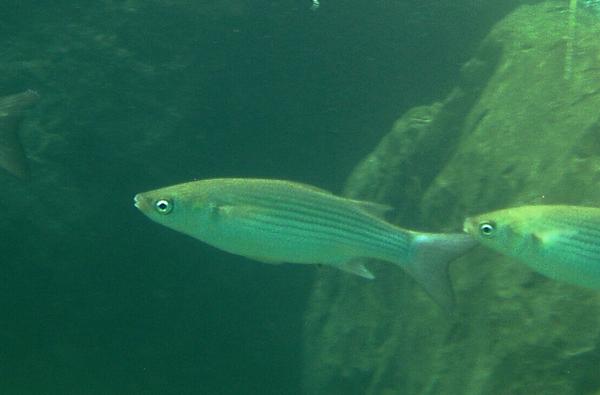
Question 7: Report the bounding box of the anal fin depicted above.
[248,256,283,265]
[337,259,375,279]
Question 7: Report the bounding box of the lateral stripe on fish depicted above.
[235,190,396,236]
[554,236,600,259]
[227,191,410,250]
[238,211,408,259]
[245,202,408,251]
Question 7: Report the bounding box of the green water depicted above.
[2,1,527,394]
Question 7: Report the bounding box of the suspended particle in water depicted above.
[310,0,320,11]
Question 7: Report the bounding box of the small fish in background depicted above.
[0,90,40,179]
[134,178,476,310]
[464,205,600,289]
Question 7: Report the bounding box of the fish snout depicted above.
[134,193,151,212]
[463,217,478,235]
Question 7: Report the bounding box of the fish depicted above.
[0,90,40,179]
[134,178,476,310]
[464,205,600,289]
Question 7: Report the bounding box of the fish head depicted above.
[134,180,217,238]
[464,207,538,256]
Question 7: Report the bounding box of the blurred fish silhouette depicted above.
[0,90,39,179]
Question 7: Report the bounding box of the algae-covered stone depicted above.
[303,2,600,394]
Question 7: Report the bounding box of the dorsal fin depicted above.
[349,199,394,219]
[281,180,394,218]
[291,181,335,195]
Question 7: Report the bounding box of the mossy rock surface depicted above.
[303,2,600,394]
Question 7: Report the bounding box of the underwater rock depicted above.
[303,2,600,394]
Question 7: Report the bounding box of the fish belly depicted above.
[197,216,361,265]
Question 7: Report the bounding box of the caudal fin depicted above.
[405,233,476,312]
[0,90,40,179]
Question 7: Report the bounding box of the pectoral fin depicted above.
[531,233,544,247]
[354,200,393,218]
[213,203,261,219]
[531,229,569,246]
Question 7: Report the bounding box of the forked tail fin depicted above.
[0,90,40,179]
[404,233,477,313]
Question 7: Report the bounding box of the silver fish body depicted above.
[135,178,476,309]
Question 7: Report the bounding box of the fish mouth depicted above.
[134,194,144,210]
[463,217,476,234]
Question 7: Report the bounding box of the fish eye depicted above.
[155,199,173,214]
[479,221,496,236]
